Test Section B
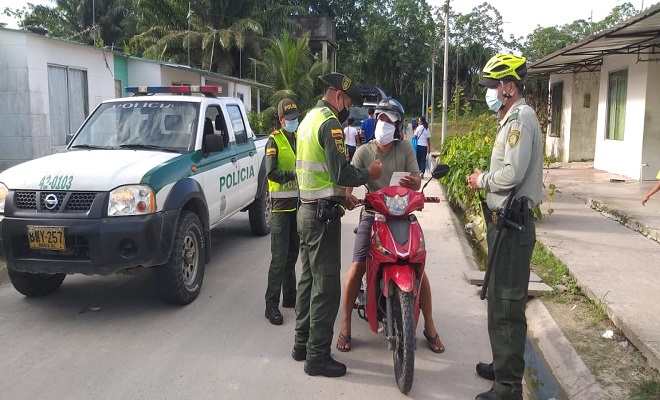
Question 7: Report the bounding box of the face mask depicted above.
[374,120,396,144]
[284,119,299,132]
[337,95,350,123]
[485,88,503,112]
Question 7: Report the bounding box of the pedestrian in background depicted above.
[402,118,408,140]
[468,53,543,400]
[293,73,382,378]
[359,107,376,143]
[264,98,300,326]
[642,170,660,205]
[343,117,359,162]
[414,116,430,178]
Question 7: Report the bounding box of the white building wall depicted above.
[0,29,115,168]
[594,54,648,180]
[161,67,203,86]
[546,74,573,162]
[640,62,660,181]
[127,60,162,87]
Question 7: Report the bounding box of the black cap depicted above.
[318,73,363,107]
[277,98,300,120]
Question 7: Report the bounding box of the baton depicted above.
[479,188,522,300]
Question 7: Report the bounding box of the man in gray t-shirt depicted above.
[335,98,446,355]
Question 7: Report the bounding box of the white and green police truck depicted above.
[0,85,271,304]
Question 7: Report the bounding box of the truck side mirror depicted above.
[203,134,224,153]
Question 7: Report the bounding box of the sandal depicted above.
[423,330,445,354]
[336,332,352,352]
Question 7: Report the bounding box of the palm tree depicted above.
[256,31,328,114]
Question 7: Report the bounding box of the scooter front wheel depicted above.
[392,286,415,394]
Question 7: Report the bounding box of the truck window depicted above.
[204,106,228,149]
[226,105,247,145]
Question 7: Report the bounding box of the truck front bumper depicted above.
[0,210,179,275]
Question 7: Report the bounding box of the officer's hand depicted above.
[399,174,420,190]
[345,193,359,210]
[368,159,383,180]
[467,168,481,190]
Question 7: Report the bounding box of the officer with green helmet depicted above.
[468,54,543,400]
[292,73,383,377]
[264,98,301,326]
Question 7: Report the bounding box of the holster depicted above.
[315,199,345,223]
[509,198,530,226]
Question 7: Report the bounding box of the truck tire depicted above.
[249,188,271,236]
[7,269,66,297]
[157,210,206,305]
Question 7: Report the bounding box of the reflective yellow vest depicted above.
[267,130,298,204]
[296,107,345,199]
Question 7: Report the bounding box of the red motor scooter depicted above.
[355,163,450,394]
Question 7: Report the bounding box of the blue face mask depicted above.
[485,88,503,112]
[284,119,299,132]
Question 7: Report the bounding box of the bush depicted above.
[248,110,275,136]
[439,114,496,216]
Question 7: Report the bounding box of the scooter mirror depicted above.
[431,163,450,179]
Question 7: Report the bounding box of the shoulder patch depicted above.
[321,108,333,118]
[266,147,277,155]
[334,138,346,155]
[507,129,521,148]
[272,130,280,135]
[331,129,343,138]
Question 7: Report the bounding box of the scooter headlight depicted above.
[384,193,409,216]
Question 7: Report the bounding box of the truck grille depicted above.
[14,191,98,213]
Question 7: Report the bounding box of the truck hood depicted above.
[0,150,180,191]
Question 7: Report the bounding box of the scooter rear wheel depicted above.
[392,286,415,394]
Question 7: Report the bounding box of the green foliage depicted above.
[439,114,497,217]
[630,379,660,400]
[247,110,273,137]
[531,242,579,295]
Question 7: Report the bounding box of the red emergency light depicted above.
[125,85,222,95]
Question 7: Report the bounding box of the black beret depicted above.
[318,73,363,107]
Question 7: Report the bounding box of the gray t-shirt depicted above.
[351,140,420,193]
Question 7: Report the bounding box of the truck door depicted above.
[225,104,258,209]
[198,105,238,226]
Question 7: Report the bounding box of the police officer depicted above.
[467,54,543,400]
[292,73,382,377]
[264,98,301,326]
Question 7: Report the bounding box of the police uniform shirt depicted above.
[266,131,298,211]
[313,100,369,203]
[351,140,419,193]
[477,98,543,210]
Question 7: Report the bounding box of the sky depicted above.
[428,0,647,39]
[0,0,650,38]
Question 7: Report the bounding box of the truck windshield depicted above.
[69,101,200,153]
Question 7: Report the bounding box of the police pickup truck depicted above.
[0,85,270,304]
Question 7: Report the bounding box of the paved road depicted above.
[0,181,494,399]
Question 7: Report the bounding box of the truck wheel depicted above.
[7,269,65,297]
[157,210,206,305]
[249,188,271,236]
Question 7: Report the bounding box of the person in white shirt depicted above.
[413,116,430,177]
[343,117,359,161]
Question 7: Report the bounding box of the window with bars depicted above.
[606,69,628,141]
[47,65,89,146]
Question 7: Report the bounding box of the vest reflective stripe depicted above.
[295,159,329,173]
[268,129,298,199]
[296,107,345,200]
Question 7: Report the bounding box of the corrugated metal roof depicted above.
[529,3,660,75]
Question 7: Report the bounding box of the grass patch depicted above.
[630,379,660,400]
[531,242,579,294]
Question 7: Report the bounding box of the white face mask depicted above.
[485,88,503,112]
[374,120,396,144]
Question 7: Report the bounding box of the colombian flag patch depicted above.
[331,129,343,138]
[266,148,277,155]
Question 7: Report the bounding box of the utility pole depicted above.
[441,0,450,145]
[430,40,436,140]
[187,2,192,67]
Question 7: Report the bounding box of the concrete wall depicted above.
[594,54,649,180]
[640,62,660,181]
[546,74,573,162]
[126,59,162,87]
[568,72,599,162]
[0,29,115,170]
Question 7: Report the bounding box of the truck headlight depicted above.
[0,183,8,215]
[108,185,156,216]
